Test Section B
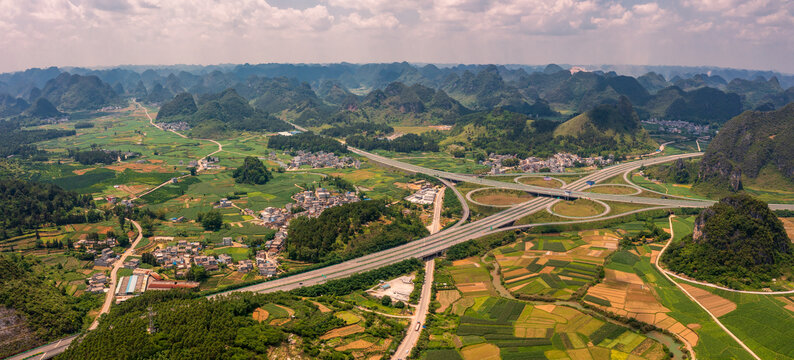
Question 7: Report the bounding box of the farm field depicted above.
[493,230,619,299]
[593,231,754,360]
[247,295,405,359]
[426,295,670,360]
[694,286,794,359]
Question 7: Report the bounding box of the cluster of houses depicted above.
[482,152,614,174]
[405,186,440,205]
[156,122,191,131]
[106,195,134,207]
[151,240,204,276]
[642,118,711,135]
[86,273,108,294]
[291,188,360,217]
[94,248,118,267]
[234,251,277,277]
[74,236,117,251]
[287,151,360,170]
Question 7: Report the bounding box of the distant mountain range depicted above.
[1,62,793,128]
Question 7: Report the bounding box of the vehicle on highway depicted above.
[415,322,421,331]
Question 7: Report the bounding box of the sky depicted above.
[0,0,792,73]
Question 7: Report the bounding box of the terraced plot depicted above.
[427,296,668,360]
[492,231,620,299]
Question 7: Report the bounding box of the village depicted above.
[481,152,614,174]
[642,118,712,135]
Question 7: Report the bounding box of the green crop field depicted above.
[702,288,794,359]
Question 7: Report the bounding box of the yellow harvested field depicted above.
[607,269,644,286]
[458,282,488,293]
[310,300,331,313]
[437,290,462,313]
[460,343,500,360]
[568,348,594,360]
[320,324,366,340]
[335,339,373,351]
[252,308,269,322]
[679,283,737,317]
[780,218,794,240]
[452,258,476,267]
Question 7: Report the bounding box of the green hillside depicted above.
[697,103,794,194]
[156,88,292,137]
[553,97,657,155]
[662,194,792,289]
[40,73,119,110]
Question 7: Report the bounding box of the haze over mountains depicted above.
[1,63,793,123]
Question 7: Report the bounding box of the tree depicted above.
[233,157,272,185]
[381,295,392,307]
[197,210,223,231]
[186,265,208,281]
[189,167,197,176]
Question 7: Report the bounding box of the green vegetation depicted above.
[233,156,272,185]
[267,132,348,154]
[663,194,792,289]
[56,290,402,360]
[698,103,794,194]
[0,179,95,238]
[156,88,292,137]
[0,254,102,359]
[346,132,441,152]
[286,200,428,263]
[40,73,119,110]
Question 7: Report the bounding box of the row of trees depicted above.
[345,132,440,153]
[267,132,348,154]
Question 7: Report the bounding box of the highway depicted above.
[213,151,721,297]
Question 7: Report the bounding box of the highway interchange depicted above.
[216,149,794,297]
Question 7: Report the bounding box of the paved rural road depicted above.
[392,259,435,360]
[4,335,79,360]
[89,219,144,330]
[427,186,445,234]
[656,216,760,360]
[133,100,223,198]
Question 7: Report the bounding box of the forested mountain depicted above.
[636,72,670,93]
[553,97,657,154]
[22,98,63,118]
[440,65,553,115]
[0,93,30,117]
[155,88,292,137]
[641,86,742,124]
[316,79,355,105]
[662,194,792,288]
[697,103,794,193]
[39,73,119,110]
[155,92,197,120]
[328,82,470,126]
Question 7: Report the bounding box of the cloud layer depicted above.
[0,0,792,72]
